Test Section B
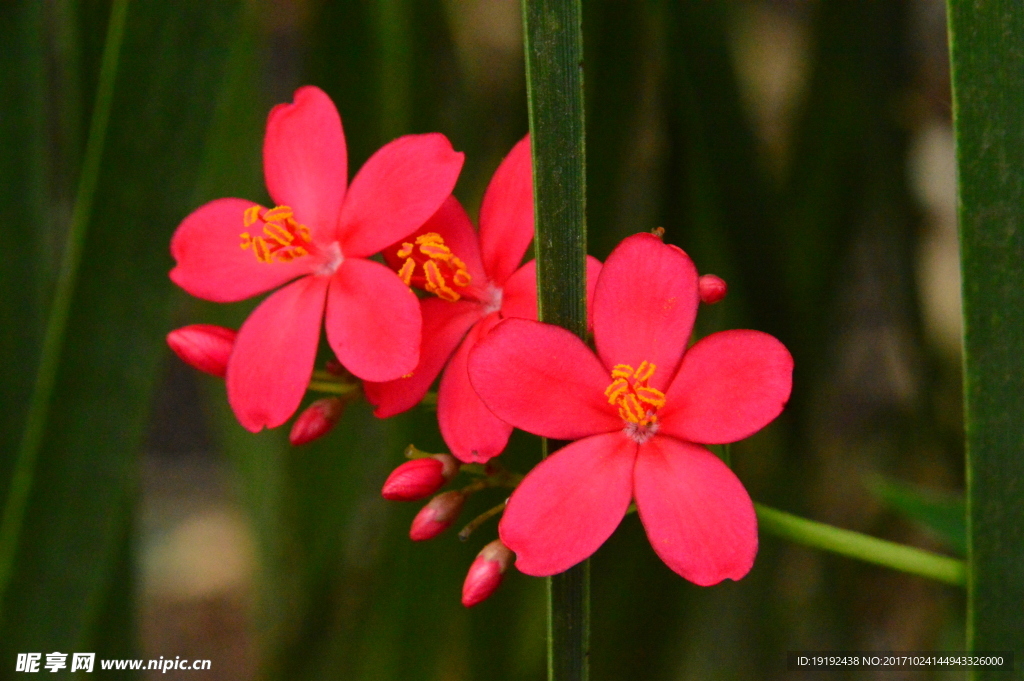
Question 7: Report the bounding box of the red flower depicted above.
[170,86,464,431]
[468,233,793,585]
[363,136,601,463]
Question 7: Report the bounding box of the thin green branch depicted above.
[0,0,130,616]
[755,503,966,586]
[306,380,359,396]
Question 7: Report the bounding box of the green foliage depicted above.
[0,0,243,665]
[949,0,1024,666]
[521,0,590,678]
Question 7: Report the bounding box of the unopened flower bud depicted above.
[462,539,515,607]
[382,455,459,501]
[166,324,236,378]
[289,397,345,446]
[698,274,727,304]
[410,491,465,541]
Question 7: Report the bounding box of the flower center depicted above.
[240,205,312,264]
[396,232,472,302]
[482,284,503,315]
[604,361,666,435]
[315,241,343,276]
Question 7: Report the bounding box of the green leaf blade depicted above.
[948,0,1024,666]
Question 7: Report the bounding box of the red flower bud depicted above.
[382,455,459,501]
[409,491,465,541]
[462,539,514,607]
[166,324,236,378]
[698,274,727,304]
[289,397,345,446]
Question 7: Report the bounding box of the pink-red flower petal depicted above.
[468,318,621,440]
[500,256,603,326]
[263,86,347,236]
[226,276,329,432]
[634,436,757,585]
[338,134,464,258]
[438,314,513,463]
[170,198,314,303]
[325,258,422,382]
[659,329,793,444]
[499,432,637,576]
[478,135,534,286]
[364,297,482,417]
[593,234,699,390]
[497,259,538,321]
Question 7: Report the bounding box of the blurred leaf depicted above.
[948,0,1024,661]
[584,0,651,258]
[0,0,243,663]
[867,475,966,556]
[662,0,779,332]
[0,2,50,486]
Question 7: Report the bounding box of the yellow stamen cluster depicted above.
[240,205,311,263]
[396,232,472,302]
[604,361,665,426]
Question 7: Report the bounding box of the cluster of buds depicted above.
[166,324,359,446]
[381,445,521,607]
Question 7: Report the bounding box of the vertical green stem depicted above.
[0,0,128,615]
[521,0,588,679]
[948,0,1024,673]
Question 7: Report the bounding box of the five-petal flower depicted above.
[363,136,601,463]
[170,86,464,432]
[468,233,793,584]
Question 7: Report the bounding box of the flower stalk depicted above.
[755,503,965,586]
[521,0,589,678]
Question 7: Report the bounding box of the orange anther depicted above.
[424,259,460,302]
[420,243,452,259]
[634,385,666,409]
[398,258,415,286]
[634,361,655,383]
[243,205,261,227]
[604,378,629,404]
[611,364,634,379]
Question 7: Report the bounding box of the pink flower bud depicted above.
[289,397,345,446]
[462,539,514,607]
[166,324,236,378]
[409,491,465,541]
[698,274,727,304]
[382,455,459,501]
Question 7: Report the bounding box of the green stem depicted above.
[457,501,507,541]
[0,0,129,618]
[307,380,360,396]
[521,0,588,678]
[755,503,966,586]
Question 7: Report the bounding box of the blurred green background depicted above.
[0,0,969,679]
